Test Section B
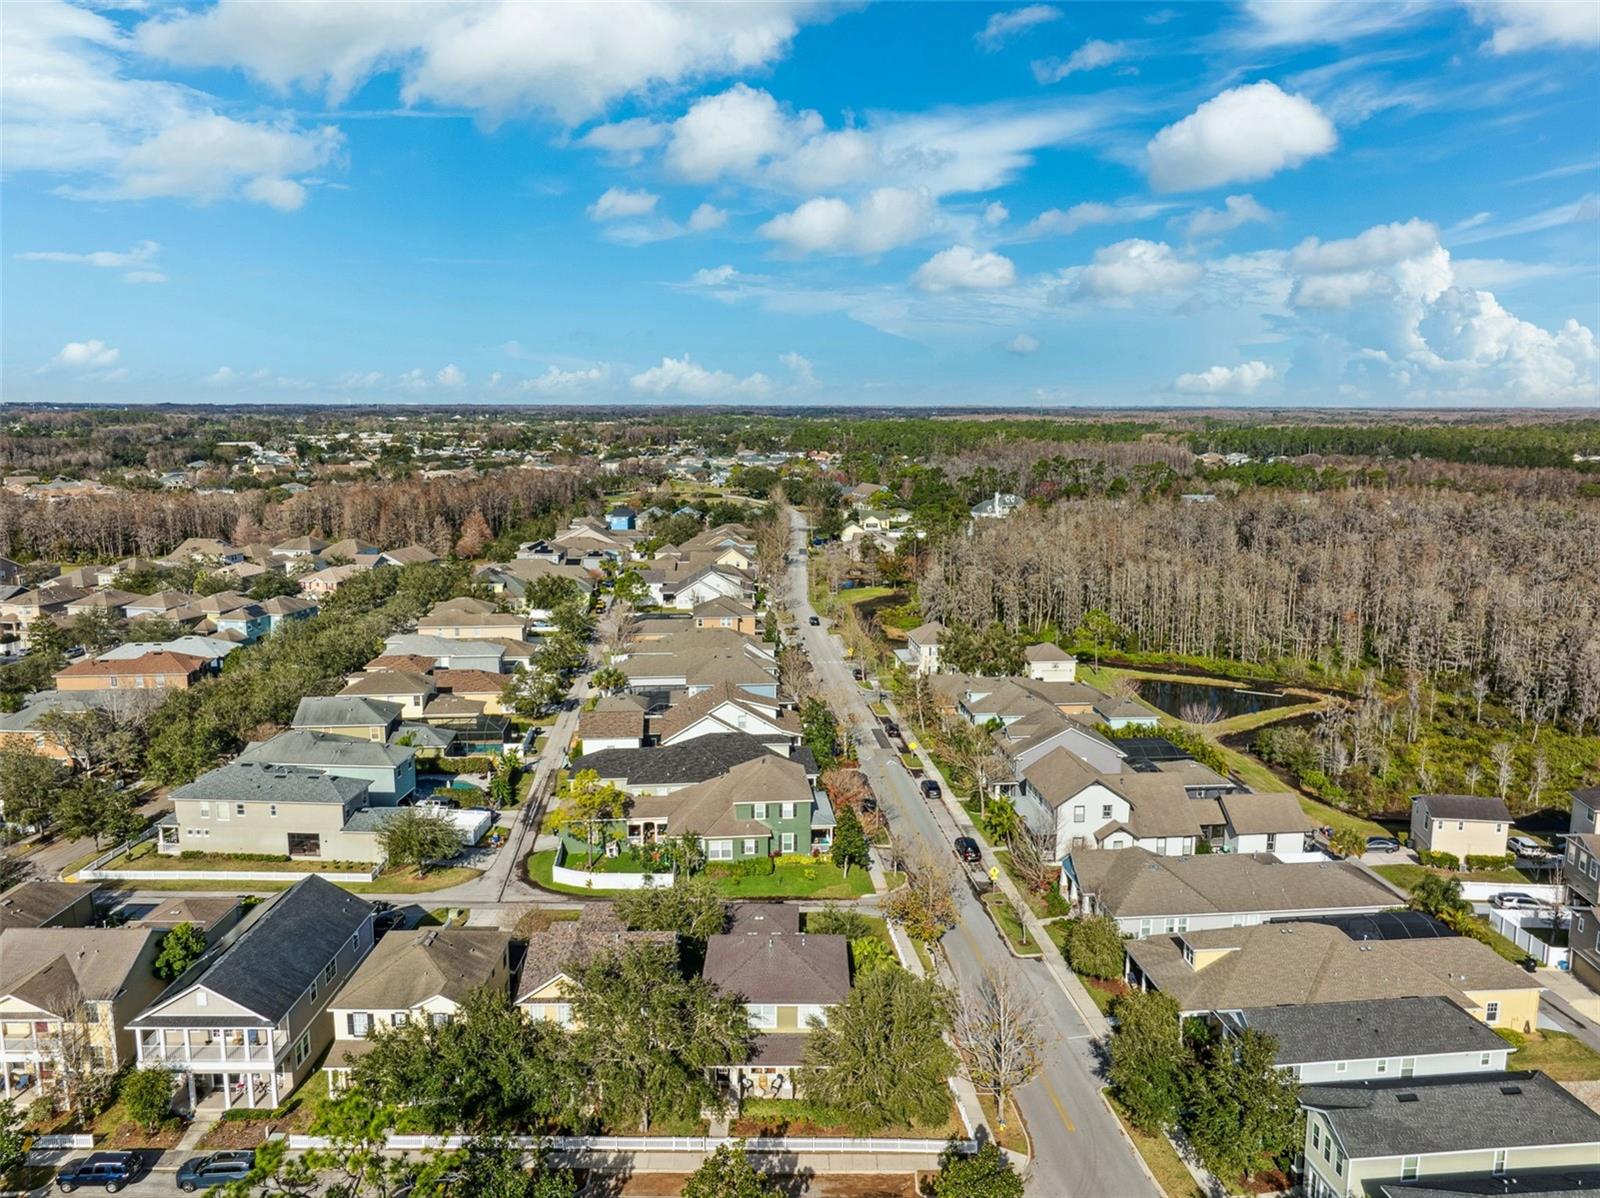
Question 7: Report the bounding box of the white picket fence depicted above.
[550,843,675,891]
[29,1133,93,1150]
[287,1133,970,1154]
[73,828,379,884]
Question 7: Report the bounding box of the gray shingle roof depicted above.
[1416,794,1514,822]
[574,732,777,786]
[1375,1168,1600,1198]
[0,881,99,931]
[133,876,370,1025]
[331,928,510,1011]
[702,929,850,1005]
[172,761,370,806]
[294,696,403,728]
[238,728,413,770]
[1303,1071,1600,1159]
[1228,996,1507,1065]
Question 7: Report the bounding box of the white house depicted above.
[1023,642,1077,683]
[898,621,943,676]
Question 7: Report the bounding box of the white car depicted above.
[1490,892,1543,910]
[1509,836,1549,859]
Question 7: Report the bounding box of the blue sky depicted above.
[4,0,1598,408]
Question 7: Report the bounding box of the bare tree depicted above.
[777,645,817,701]
[1464,763,1482,795]
[1179,698,1225,726]
[884,846,960,944]
[1528,750,1550,810]
[951,964,1047,1127]
[1006,823,1059,894]
[1491,741,1516,802]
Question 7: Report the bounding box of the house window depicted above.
[1401,1057,1416,1078]
[310,978,318,1001]
[199,802,210,818]
[1138,919,1152,938]
[1480,1051,1493,1066]
[295,1033,311,1066]
[235,804,246,817]
[348,1013,371,1037]
[1073,806,1085,824]
[351,931,362,951]
[1101,804,1113,819]
[708,840,733,861]
[431,1012,449,1027]
[742,838,758,857]
[1375,1058,1387,1073]
[1485,1001,1500,1023]
[1310,1122,1320,1152]
[287,832,321,857]
[1334,1061,1347,1073]
[1265,833,1277,852]
[324,960,337,983]
[1493,1149,1507,1175]
[1402,1157,1419,1181]
[391,1013,409,1027]
[750,1005,778,1029]
[781,802,795,820]
[753,803,767,820]
[269,805,278,818]
[781,833,795,853]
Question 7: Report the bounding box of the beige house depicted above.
[129,877,374,1110]
[292,697,402,743]
[692,597,759,635]
[324,928,512,1091]
[339,670,435,719]
[161,761,389,864]
[899,622,943,676]
[417,598,529,642]
[1124,920,1543,1032]
[1022,642,1078,683]
[1301,1070,1600,1198]
[515,907,675,1026]
[1,927,166,1099]
[54,650,209,693]
[1409,794,1512,859]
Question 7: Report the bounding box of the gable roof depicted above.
[56,651,207,679]
[1226,996,1508,1066]
[702,928,850,1005]
[627,753,812,838]
[574,732,777,786]
[1072,847,1398,919]
[653,681,796,742]
[133,877,370,1026]
[238,728,413,771]
[341,670,435,697]
[294,696,403,728]
[331,928,510,1011]
[515,906,676,1001]
[1219,792,1317,836]
[1302,1071,1600,1159]
[172,760,370,807]
[1416,794,1513,823]
[1023,642,1075,663]
[0,927,161,1011]
[0,881,99,931]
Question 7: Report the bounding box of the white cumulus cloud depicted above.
[629,354,772,399]
[779,351,817,386]
[1174,360,1277,394]
[913,245,1017,292]
[1025,199,1171,237]
[587,187,660,221]
[1291,218,1439,273]
[688,203,728,232]
[1181,194,1272,240]
[47,339,120,370]
[521,365,610,394]
[435,364,466,387]
[1006,333,1040,355]
[759,188,935,256]
[1146,81,1336,193]
[1079,239,1203,298]
[976,5,1062,50]
[690,265,740,286]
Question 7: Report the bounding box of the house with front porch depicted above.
[1299,1071,1600,1198]
[572,732,782,797]
[324,928,512,1091]
[128,877,373,1111]
[1,927,166,1101]
[703,905,850,1100]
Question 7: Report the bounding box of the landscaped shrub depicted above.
[180,850,290,862]
[1419,849,1461,870]
[431,756,497,774]
[707,856,775,879]
[1467,853,1516,872]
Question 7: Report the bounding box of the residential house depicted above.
[381,634,505,673]
[324,929,512,1091]
[1094,694,1163,730]
[643,562,752,610]
[300,561,375,599]
[0,881,100,932]
[617,631,778,698]
[651,682,801,754]
[1572,787,1600,836]
[377,545,440,567]
[260,595,319,629]
[1,927,167,1099]
[129,877,374,1110]
[1217,792,1318,854]
[339,671,436,719]
[898,622,943,676]
[237,729,417,804]
[318,539,381,564]
[160,762,387,862]
[64,589,140,619]
[54,650,210,694]
[573,732,779,797]
[122,590,200,620]
[190,592,269,643]
[122,898,244,941]
[692,598,758,635]
[1562,831,1600,998]
[1299,1071,1600,1198]
[576,695,649,752]
[606,506,636,531]
[292,697,403,743]
[417,598,529,642]
[1409,795,1513,861]
[1123,921,1543,1030]
[703,906,850,1099]
[1064,847,1399,938]
[0,585,85,647]
[271,536,329,560]
[430,669,514,715]
[1023,642,1078,683]
[516,906,676,1026]
[1214,996,1512,1083]
[0,693,101,764]
[98,635,239,671]
[163,538,244,565]
[970,491,1022,519]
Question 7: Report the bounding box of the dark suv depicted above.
[56,1152,139,1193]
[954,836,982,864]
[177,1150,255,1191]
[920,779,942,800]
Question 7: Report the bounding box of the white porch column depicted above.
[269,1068,279,1108]
[222,1070,233,1109]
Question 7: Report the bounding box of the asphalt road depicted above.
[784,511,1159,1198]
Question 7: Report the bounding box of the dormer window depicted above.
[1181,940,1195,966]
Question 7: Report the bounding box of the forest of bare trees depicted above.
[0,465,594,561]
[920,488,1600,730]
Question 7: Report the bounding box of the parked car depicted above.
[859,794,878,814]
[882,720,901,739]
[920,779,942,800]
[55,1152,140,1193]
[808,615,820,626]
[177,1151,255,1191]
[954,836,982,864]
[1510,836,1550,859]
[373,909,406,935]
[1365,835,1401,853]
[1491,892,1544,910]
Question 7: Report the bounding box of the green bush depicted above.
[707,856,775,879]
[1467,853,1515,872]
[1419,850,1461,871]
[1495,1027,1527,1051]
[1061,914,1127,981]
[180,850,290,863]
[431,756,497,774]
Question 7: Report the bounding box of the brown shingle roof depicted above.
[515,907,675,1001]
[703,928,850,1005]
[56,651,207,678]
[1219,792,1317,836]
[333,928,510,1011]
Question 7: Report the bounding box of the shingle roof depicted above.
[1228,996,1507,1065]
[1023,642,1075,662]
[1073,847,1397,919]
[172,761,370,807]
[702,928,850,1005]
[1303,1071,1600,1159]
[1124,920,1540,1013]
[574,733,780,787]
[331,928,510,1011]
[0,881,99,931]
[515,907,676,1001]
[1416,794,1514,823]
[1374,1169,1600,1198]
[653,682,797,741]
[56,651,207,678]
[1219,792,1317,836]
[627,754,812,839]
[577,704,647,740]
[238,728,413,770]
[294,696,402,728]
[0,927,161,1011]
[341,670,435,697]
[133,877,371,1025]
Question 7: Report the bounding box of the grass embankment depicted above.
[1104,1093,1206,1198]
[975,1092,1031,1157]
[981,892,1042,958]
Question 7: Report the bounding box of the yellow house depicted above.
[514,908,676,1027]
[1409,793,1512,860]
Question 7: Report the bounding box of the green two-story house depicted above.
[559,753,834,862]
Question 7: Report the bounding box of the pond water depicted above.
[1135,678,1294,722]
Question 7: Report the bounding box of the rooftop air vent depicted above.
[1396,1093,1419,1103]
[1500,1084,1523,1096]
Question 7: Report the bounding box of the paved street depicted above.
[784,510,1159,1198]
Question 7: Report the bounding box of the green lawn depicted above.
[1299,792,1387,841]
[1502,1030,1600,1081]
[711,859,874,900]
[981,891,1042,957]
[732,1096,960,1139]
[527,849,631,896]
[99,843,374,873]
[835,585,896,607]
